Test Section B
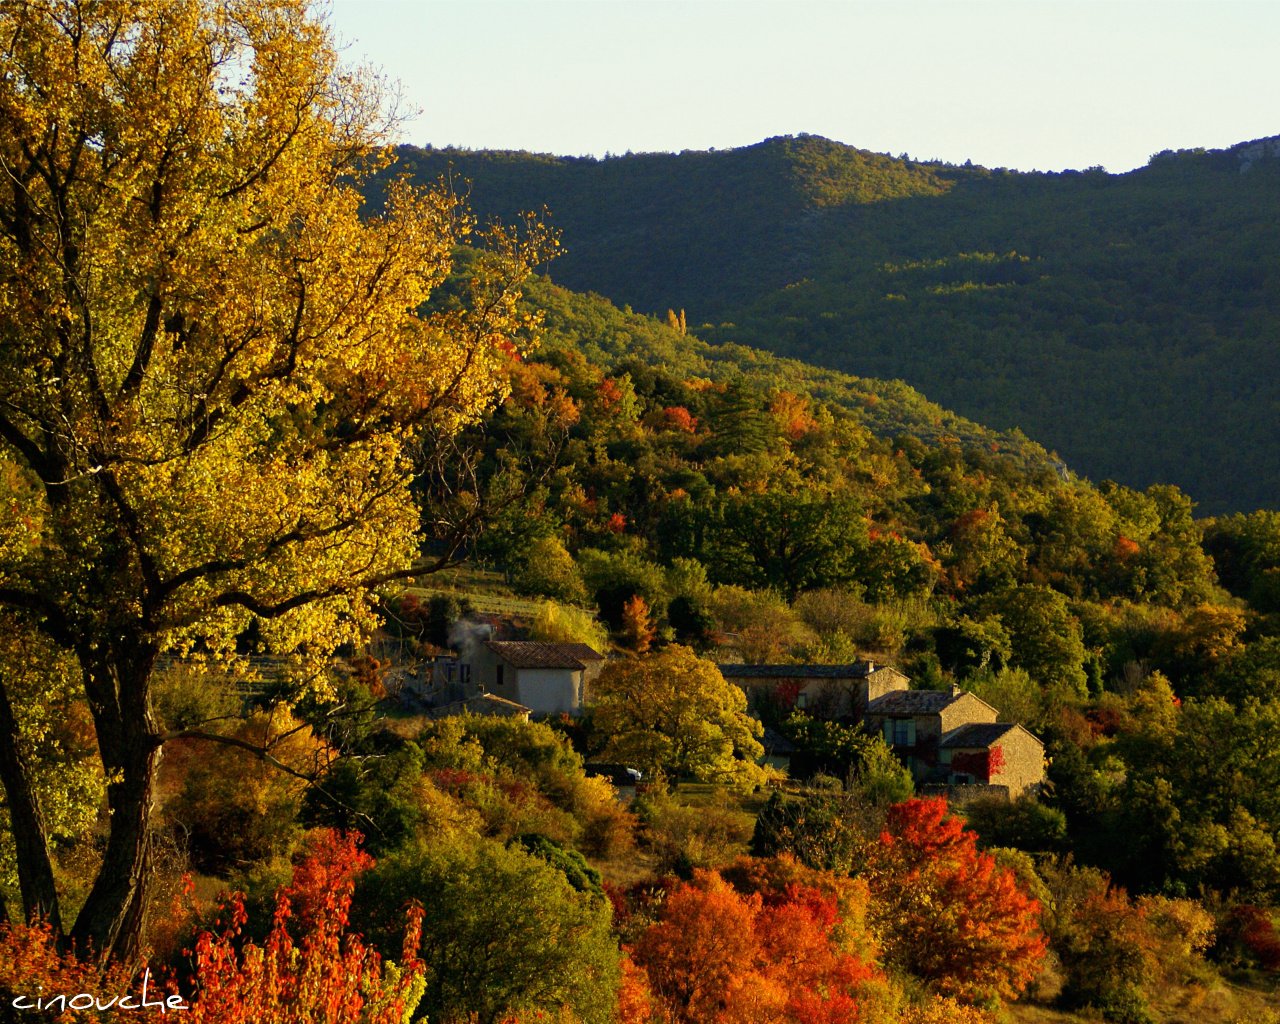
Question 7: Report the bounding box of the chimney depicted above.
[448,618,493,663]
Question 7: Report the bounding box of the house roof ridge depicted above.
[429,693,533,718]
[940,721,1043,748]
[483,639,604,669]
[717,661,893,679]
[866,688,964,713]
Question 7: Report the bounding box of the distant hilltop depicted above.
[371,131,1280,514]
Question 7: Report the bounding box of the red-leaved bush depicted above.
[628,868,884,1024]
[0,919,157,1022]
[869,798,1047,1003]
[183,829,423,1024]
[1226,904,1280,971]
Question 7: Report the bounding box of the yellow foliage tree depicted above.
[591,646,767,791]
[0,0,554,959]
[529,601,610,652]
[0,618,105,930]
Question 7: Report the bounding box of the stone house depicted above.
[865,685,1045,795]
[719,660,910,720]
[466,640,604,716]
[864,686,999,782]
[939,722,1045,798]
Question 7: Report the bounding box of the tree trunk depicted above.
[0,679,62,932]
[69,648,160,963]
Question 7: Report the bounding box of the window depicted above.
[795,692,808,709]
[891,719,916,746]
[496,665,504,688]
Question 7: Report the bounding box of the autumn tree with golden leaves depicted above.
[0,0,554,961]
[591,646,767,791]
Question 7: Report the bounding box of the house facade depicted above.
[864,685,1045,795]
[467,640,605,716]
[939,723,1045,798]
[719,660,910,720]
[866,686,1005,784]
[719,653,1046,797]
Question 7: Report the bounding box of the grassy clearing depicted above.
[588,780,765,887]
[401,567,546,619]
[1000,1005,1097,1024]
[400,564,595,621]
[675,780,771,819]
[999,974,1280,1024]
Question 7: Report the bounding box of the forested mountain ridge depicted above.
[519,274,1064,478]
[374,134,1280,515]
[375,134,954,317]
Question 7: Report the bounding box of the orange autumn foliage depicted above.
[0,920,156,1022]
[184,830,423,1024]
[617,955,659,1024]
[721,855,880,967]
[597,377,625,409]
[629,870,884,1024]
[620,594,656,653]
[869,798,1047,1004]
[769,391,819,441]
[1114,535,1141,560]
[662,406,699,433]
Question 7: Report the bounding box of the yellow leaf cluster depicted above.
[0,0,557,682]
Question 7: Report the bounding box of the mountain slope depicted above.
[519,274,1062,479]
[375,135,952,317]
[375,135,1280,514]
[509,273,1059,478]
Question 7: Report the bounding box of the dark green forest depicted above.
[375,134,1280,514]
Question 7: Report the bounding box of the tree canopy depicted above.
[590,646,767,790]
[0,0,551,959]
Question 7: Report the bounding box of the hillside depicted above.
[375,135,1280,515]
[520,274,1063,477]
[377,135,952,317]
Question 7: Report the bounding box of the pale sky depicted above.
[326,1,1278,174]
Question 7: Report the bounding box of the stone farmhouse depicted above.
[465,640,605,716]
[718,660,910,720]
[940,723,1045,798]
[864,685,1045,797]
[723,661,1046,798]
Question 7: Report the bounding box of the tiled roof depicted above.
[484,640,603,669]
[866,689,964,715]
[429,694,532,719]
[718,662,882,680]
[942,723,1040,749]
